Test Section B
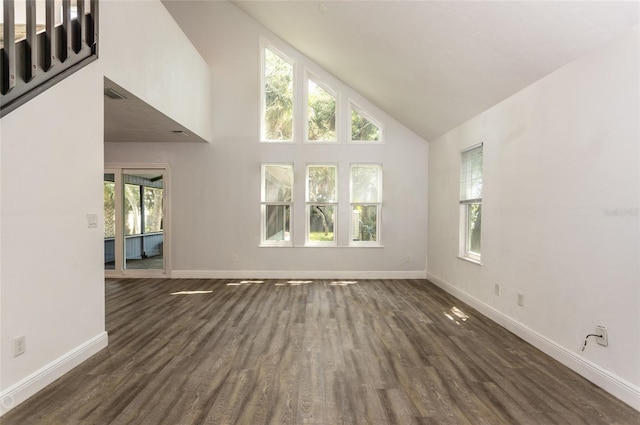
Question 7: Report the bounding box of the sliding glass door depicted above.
[104,167,169,277]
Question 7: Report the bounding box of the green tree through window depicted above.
[308,79,336,141]
[351,107,380,142]
[264,48,293,141]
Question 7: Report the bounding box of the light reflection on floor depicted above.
[169,290,213,295]
[444,306,469,325]
[330,280,358,286]
[222,279,360,287]
[226,280,265,286]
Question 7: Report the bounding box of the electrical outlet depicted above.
[494,283,500,296]
[596,325,608,347]
[405,255,412,263]
[13,336,26,357]
[517,293,525,306]
[231,254,238,263]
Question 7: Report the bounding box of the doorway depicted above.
[104,166,170,277]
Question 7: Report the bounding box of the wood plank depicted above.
[2,278,638,425]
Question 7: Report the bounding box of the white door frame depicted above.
[104,164,171,278]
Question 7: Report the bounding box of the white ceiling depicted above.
[104,78,207,143]
[215,0,639,141]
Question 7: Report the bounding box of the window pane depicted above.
[351,107,380,142]
[104,176,115,239]
[307,165,336,202]
[460,145,483,201]
[265,205,291,241]
[350,165,381,203]
[467,204,482,255]
[264,48,293,141]
[309,205,335,242]
[352,205,377,242]
[144,187,163,233]
[264,164,293,202]
[308,79,336,141]
[124,184,141,235]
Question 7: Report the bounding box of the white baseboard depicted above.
[172,270,428,280]
[0,332,108,416]
[426,272,640,412]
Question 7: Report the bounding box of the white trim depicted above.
[461,141,484,154]
[0,332,108,416]
[457,255,482,266]
[172,270,427,280]
[426,272,640,412]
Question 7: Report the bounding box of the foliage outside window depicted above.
[104,179,116,239]
[351,104,381,142]
[124,184,142,236]
[144,187,163,233]
[124,183,164,236]
[263,47,294,141]
[262,164,294,245]
[307,78,336,142]
[460,144,483,261]
[350,164,382,245]
[306,165,337,244]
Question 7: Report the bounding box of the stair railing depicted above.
[1,0,98,117]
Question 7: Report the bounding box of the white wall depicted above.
[100,0,212,142]
[105,1,429,278]
[427,26,639,409]
[0,0,211,414]
[0,63,106,413]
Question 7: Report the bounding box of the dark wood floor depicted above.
[3,278,639,425]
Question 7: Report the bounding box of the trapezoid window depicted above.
[307,77,337,142]
[351,104,382,143]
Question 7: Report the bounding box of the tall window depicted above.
[307,77,337,142]
[306,165,337,244]
[262,47,294,142]
[460,144,483,262]
[350,164,382,245]
[351,103,382,143]
[262,164,294,245]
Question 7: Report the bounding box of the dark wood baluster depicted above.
[25,0,37,81]
[2,0,17,94]
[76,0,84,52]
[44,0,56,71]
[61,0,71,62]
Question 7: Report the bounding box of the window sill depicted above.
[458,256,482,266]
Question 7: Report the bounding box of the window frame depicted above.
[349,101,384,144]
[260,40,296,144]
[304,71,339,144]
[349,163,383,246]
[261,163,294,246]
[459,143,483,263]
[305,163,338,246]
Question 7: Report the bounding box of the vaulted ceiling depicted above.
[166,0,639,141]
